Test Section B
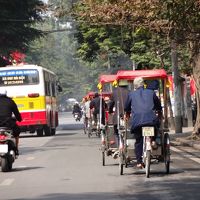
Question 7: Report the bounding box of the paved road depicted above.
[0,112,200,200]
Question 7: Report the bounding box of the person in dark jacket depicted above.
[124,77,162,168]
[90,92,106,125]
[146,79,159,91]
[109,80,129,148]
[72,102,82,118]
[0,89,22,155]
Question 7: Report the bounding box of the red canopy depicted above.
[101,91,112,98]
[87,91,95,98]
[116,69,168,80]
[99,74,117,84]
[85,91,112,99]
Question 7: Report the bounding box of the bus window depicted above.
[0,69,39,86]
[44,71,50,96]
[51,82,56,97]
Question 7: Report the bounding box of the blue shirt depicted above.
[124,87,162,130]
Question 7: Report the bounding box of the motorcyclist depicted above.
[0,88,22,155]
[124,77,162,168]
[72,102,82,118]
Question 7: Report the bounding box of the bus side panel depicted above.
[17,111,47,126]
[45,94,58,129]
[51,97,58,128]
[14,95,48,127]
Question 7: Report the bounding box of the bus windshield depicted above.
[0,69,39,86]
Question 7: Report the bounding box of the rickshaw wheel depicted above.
[145,150,151,178]
[119,164,123,175]
[102,151,105,166]
[83,126,87,134]
[125,156,129,168]
[88,127,92,138]
[88,132,91,138]
[163,132,170,174]
[119,150,125,175]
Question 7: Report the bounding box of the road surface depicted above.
[0,112,200,200]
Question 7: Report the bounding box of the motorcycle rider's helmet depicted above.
[0,88,7,96]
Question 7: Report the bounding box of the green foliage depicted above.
[71,0,199,74]
[26,17,101,101]
[0,0,45,57]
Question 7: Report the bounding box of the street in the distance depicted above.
[0,112,200,200]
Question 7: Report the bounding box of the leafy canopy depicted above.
[0,0,45,56]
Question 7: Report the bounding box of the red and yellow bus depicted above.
[0,64,62,136]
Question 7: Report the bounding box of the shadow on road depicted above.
[10,175,200,200]
[57,123,84,130]
[12,166,44,172]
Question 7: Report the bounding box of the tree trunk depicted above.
[187,40,200,140]
[185,76,193,127]
[171,40,183,133]
[192,50,200,134]
[167,87,175,129]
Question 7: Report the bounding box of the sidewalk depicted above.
[169,126,200,151]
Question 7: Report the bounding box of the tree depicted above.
[72,0,200,135]
[26,15,100,101]
[0,0,46,66]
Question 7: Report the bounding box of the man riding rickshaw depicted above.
[115,69,170,177]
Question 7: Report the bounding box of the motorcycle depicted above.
[74,112,81,121]
[0,127,17,172]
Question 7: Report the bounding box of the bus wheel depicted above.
[51,128,56,135]
[37,129,43,137]
[44,125,51,136]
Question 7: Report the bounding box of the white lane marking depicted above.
[17,165,27,168]
[190,157,200,164]
[171,146,182,153]
[26,156,35,160]
[0,178,14,186]
[171,146,200,164]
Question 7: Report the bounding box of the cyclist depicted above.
[124,77,162,168]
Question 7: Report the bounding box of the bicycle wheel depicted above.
[145,150,151,178]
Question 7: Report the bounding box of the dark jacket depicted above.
[109,86,129,125]
[72,104,81,114]
[124,87,162,130]
[147,80,159,90]
[89,96,106,115]
[0,95,22,122]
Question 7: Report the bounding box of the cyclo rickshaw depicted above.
[115,69,170,177]
[82,91,95,136]
[83,91,99,138]
[97,74,119,166]
[87,91,112,138]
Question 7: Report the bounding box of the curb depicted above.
[171,137,200,151]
